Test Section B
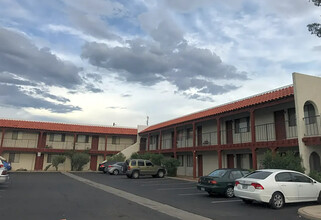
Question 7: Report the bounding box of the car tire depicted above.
[157,170,165,178]
[242,199,253,204]
[132,171,139,179]
[113,169,119,175]
[269,192,284,209]
[225,186,234,198]
[317,191,321,204]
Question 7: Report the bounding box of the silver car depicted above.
[107,162,127,175]
[0,160,9,184]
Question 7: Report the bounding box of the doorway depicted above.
[227,154,234,168]
[198,155,203,177]
[274,110,286,140]
[226,121,233,144]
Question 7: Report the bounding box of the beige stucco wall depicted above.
[293,72,321,173]
[106,136,135,151]
[202,151,218,175]
[2,131,38,148]
[2,152,36,171]
[46,134,74,150]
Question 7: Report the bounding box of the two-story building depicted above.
[0,120,137,171]
[139,73,321,177]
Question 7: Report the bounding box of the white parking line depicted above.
[157,187,196,191]
[211,200,241,204]
[62,172,211,220]
[141,182,195,186]
[178,193,207,196]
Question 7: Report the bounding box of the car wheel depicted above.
[113,169,119,175]
[132,171,139,179]
[270,192,284,209]
[157,170,165,178]
[317,191,321,204]
[242,199,253,204]
[225,186,234,198]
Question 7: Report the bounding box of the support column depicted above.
[173,127,177,158]
[159,131,162,153]
[217,149,222,169]
[104,135,108,160]
[250,109,256,143]
[252,148,257,170]
[34,131,44,170]
[147,133,150,151]
[73,134,77,150]
[217,118,221,145]
[0,128,5,154]
[193,150,197,178]
[192,122,196,148]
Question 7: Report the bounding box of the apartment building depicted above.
[0,120,137,171]
[139,73,321,177]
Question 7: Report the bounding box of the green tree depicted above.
[107,153,126,162]
[307,0,321,37]
[161,158,180,176]
[262,150,305,173]
[65,151,90,171]
[51,155,66,171]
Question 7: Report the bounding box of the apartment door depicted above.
[91,135,99,150]
[227,154,234,168]
[197,126,202,146]
[90,155,98,171]
[155,135,159,150]
[198,155,203,177]
[140,138,147,151]
[226,121,233,144]
[274,110,286,140]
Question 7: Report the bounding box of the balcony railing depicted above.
[304,115,321,136]
[255,121,297,141]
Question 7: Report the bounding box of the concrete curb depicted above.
[167,176,198,182]
[298,205,321,220]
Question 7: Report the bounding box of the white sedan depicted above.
[234,169,321,209]
[0,161,9,184]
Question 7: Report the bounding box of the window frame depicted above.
[234,117,250,133]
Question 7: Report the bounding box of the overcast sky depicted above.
[0,0,320,128]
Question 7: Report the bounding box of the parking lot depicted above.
[0,172,316,220]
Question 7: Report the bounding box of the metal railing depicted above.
[220,127,251,145]
[2,139,38,148]
[304,115,321,136]
[255,121,297,141]
[198,131,217,146]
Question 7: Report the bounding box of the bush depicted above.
[107,153,126,162]
[52,155,66,171]
[67,152,90,171]
[262,150,305,173]
[309,170,321,182]
[161,158,180,176]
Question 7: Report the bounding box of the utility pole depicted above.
[146,116,149,126]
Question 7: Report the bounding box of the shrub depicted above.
[161,157,180,177]
[107,153,126,162]
[262,150,305,173]
[66,152,90,171]
[52,155,66,171]
[309,170,321,182]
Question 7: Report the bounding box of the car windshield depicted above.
[208,169,227,177]
[244,171,272,179]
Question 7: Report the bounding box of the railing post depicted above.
[217,118,221,146]
[250,109,256,143]
[193,150,197,178]
[193,123,196,148]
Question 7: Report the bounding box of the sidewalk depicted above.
[298,205,321,220]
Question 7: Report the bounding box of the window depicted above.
[178,155,184,166]
[49,134,66,142]
[208,169,227,177]
[288,108,296,127]
[186,128,193,140]
[131,160,136,166]
[229,171,243,179]
[112,136,120,144]
[77,135,89,143]
[275,172,292,182]
[177,130,183,141]
[9,153,20,163]
[186,155,193,167]
[12,131,18,140]
[146,161,153,166]
[304,103,316,124]
[291,173,312,183]
[235,117,249,133]
[244,171,272,180]
[138,160,144,166]
[236,154,243,168]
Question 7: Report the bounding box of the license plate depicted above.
[242,185,248,189]
[201,187,205,191]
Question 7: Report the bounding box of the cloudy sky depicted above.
[0,0,320,128]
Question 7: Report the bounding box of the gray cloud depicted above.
[85,83,103,93]
[0,84,81,113]
[121,94,132,98]
[0,72,36,86]
[106,106,127,110]
[30,88,70,103]
[0,27,83,88]
[85,73,103,83]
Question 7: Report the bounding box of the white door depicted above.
[275,172,298,201]
[291,173,318,201]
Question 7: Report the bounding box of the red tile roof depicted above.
[141,86,294,133]
[0,119,137,135]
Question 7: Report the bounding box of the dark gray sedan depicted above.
[107,162,127,175]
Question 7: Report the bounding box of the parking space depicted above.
[74,172,313,220]
[0,172,315,220]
